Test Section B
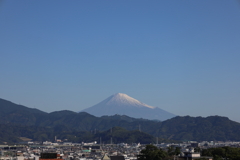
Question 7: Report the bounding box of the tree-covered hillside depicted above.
[1,98,240,143]
[155,116,240,141]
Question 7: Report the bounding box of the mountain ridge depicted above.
[1,97,240,143]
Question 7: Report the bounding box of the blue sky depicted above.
[1,1,240,122]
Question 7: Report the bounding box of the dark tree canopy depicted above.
[139,144,167,160]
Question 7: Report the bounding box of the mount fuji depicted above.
[80,93,176,121]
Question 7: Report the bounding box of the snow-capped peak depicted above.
[80,93,176,121]
[106,93,155,109]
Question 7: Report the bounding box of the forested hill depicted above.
[155,116,240,141]
[0,98,160,131]
[1,98,240,142]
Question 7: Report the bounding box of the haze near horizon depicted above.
[0,1,240,122]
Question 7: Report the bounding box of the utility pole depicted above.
[110,127,113,145]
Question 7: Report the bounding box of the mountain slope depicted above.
[81,93,176,121]
[154,116,240,141]
[2,97,240,142]
[0,98,47,125]
[0,97,160,131]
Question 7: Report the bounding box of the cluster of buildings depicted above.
[1,140,240,160]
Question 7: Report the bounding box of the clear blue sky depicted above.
[1,1,240,122]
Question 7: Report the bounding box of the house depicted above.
[39,153,63,160]
[110,156,125,160]
[102,153,110,160]
[178,152,212,160]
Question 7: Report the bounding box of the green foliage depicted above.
[155,116,240,141]
[0,123,157,144]
[167,146,175,156]
[201,146,240,160]
[174,147,181,156]
[93,127,155,144]
[139,144,167,160]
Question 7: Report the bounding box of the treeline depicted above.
[139,145,240,160]
[201,146,240,160]
[2,98,240,143]
[1,124,178,144]
[138,144,181,160]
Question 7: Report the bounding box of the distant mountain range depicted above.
[1,97,240,144]
[81,93,176,121]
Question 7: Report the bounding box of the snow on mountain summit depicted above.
[106,93,155,109]
[80,93,176,121]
